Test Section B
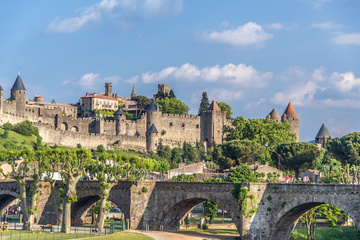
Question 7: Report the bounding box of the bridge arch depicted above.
[70,126,79,132]
[0,191,18,211]
[269,194,359,239]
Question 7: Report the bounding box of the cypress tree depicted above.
[198,92,210,115]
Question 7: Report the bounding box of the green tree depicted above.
[326,132,360,166]
[225,163,262,183]
[182,142,199,163]
[97,144,105,153]
[0,150,48,230]
[169,89,176,98]
[156,97,189,115]
[217,102,233,119]
[203,200,219,224]
[170,173,198,182]
[198,92,210,115]
[223,117,296,151]
[300,204,348,240]
[2,122,14,131]
[220,139,264,165]
[51,99,56,103]
[48,149,93,233]
[274,142,320,179]
[131,95,152,109]
[13,120,39,137]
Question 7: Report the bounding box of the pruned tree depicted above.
[48,149,93,233]
[0,150,48,230]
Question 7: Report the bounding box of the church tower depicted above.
[131,84,136,98]
[11,74,26,115]
[281,102,299,141]
[105,82,112,97]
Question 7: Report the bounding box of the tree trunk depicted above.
[29,181,40,224]
[91,213,96,224]
[96,196,108,232]
[19,182,31,231]
[50,181,62,225]
[61,183,77,233]
[209,215,213,224]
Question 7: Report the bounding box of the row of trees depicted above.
[0,149,167,233]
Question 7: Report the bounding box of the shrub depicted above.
[13,120,39,137]
[77,143,82,149]
[3,130,9,139]
[202,223,208,230]
[2,123,14,131]
[97,144,105,153]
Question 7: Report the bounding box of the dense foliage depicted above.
[325,132,360,166]
[217,102,232,119]
[273,142,320,178]
[13,120,40,137]
[156,97,189,115]
[198,92,210,115]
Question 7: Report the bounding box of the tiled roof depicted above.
[148,123,158,134]
[208,100,221,111]
[11,74,26,91]
[282,102,298,118]
[81,94,118,101]
[315,122,331,139]
[266,108,281,120]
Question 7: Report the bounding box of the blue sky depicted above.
[1,0,360,142]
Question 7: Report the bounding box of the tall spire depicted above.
[131,84,136,98]
[266,108,281,121]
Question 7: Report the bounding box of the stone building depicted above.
[80,93,119,118]
[158,84,170,95]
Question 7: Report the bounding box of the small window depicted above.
[182,123,185,128]
[196,124,199,129]
[170,122,173,127]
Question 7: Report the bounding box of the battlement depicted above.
[162,113,199,119]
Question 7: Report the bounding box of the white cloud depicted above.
[136,63,272,87]
[333,33,360,45]
[312,67,326,82]
[62,73,122,90]
[202,22,273,46]
[332,72,360,92]
[265,23,284,30]
[46,0,183,34]
[271,81,322,106]
[311,21,340,30]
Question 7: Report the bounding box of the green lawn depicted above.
[0,128,37,154]
[0,230,153,240]
[291,226,359,240]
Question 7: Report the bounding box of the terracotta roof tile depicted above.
[208,100,221,111]
[282,102,298,118]
[81,94,118,101]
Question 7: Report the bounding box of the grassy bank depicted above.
[291,226,359,240]
[179,228,239,235]
[81,231,153,240]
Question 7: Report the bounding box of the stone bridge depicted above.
[0,181,359,240]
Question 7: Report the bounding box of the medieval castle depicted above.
[0,74,300,151]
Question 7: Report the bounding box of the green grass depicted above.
[0,230,96,240]
[0,128,38,154]
[290,226,359,240]
[184,216,234,225]
[179,228,239,235]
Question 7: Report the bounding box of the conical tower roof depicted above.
[147,99,159,112]
[315,123,331,139]
[114,109,125,116]
[208,100,221,111]
[11,74,26,91]
[148,123,158,134]
[282,102,298,118]
[266,108,281,120]
[0,85,3,91]
[131,84,136,97]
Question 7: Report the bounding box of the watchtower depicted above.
[158,84,170,95]
[11,74,26,115]
[105,82,112,97]
[146,99,161,151]
[281,102,299,141]
[114,109,126,136]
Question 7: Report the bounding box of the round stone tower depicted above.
[281,102,299,141]
[11,74,26,115]
[146,123,159,152]
[114,109,126,136]
[146,99,161,151]
[266,108,281,122]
